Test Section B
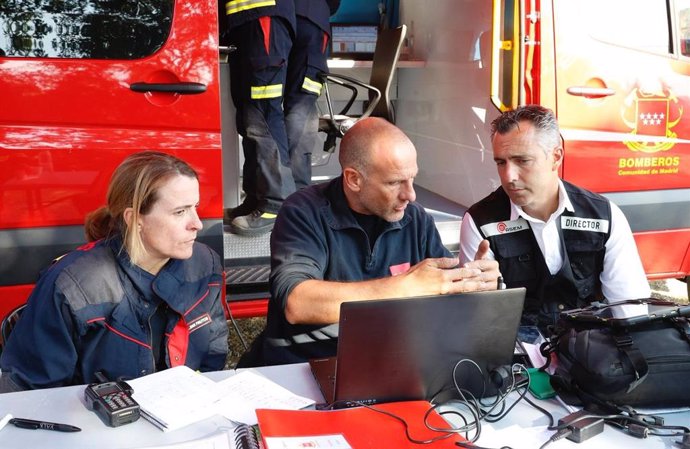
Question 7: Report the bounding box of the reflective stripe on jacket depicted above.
[227,0,277,15]
[226,0,295,34]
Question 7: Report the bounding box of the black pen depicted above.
[9,417,81,432]
[497,276,507,290]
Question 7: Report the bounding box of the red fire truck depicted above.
[0,2,224,320]
[1,0,690,322]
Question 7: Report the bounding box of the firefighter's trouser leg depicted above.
[228,16,295,214]
[284,16,329,190]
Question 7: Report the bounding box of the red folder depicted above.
[256,400,466,448]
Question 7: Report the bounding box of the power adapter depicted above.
[558,410,605,443]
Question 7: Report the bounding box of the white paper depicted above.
[0,413,12,431]
[264,435,351,449]
[522,341,551,373]
[129,367,315,431]
[135,428,238,449]
[478,424,551,449]
[130,366,220,431]
[214,370,315,425]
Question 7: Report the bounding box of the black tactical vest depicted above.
[468,181,612,328]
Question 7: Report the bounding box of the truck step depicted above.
[224,229,271,300]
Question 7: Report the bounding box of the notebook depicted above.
[256,400,465,448]
[309,288,526,407]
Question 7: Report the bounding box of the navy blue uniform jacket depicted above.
[263,176,451,363]
[0,238,228,390]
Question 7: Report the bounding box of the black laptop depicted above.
[309,288,526,407]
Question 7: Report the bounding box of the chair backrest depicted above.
[0,304,26,351]
[368,24,407,122]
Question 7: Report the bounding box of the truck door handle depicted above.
[566,86,615,98]
[130,82,207,95]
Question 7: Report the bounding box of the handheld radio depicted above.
[84,372,141,427]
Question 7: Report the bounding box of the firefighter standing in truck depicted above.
[224,0,340,236]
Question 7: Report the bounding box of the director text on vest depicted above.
[564,218,600,230]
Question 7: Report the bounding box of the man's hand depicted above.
[401,252,499,296]
[285,240,502,325]
[474,239,492,260]
[462,239,501,291]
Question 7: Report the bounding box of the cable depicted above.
[522,395,555,429]
[604,415,690,440]
[226,306,248,351]
[545,409,690,444]
[539,429,572,449]
[484,366,531,423]
[456,442,513,449]
[426,360,537,445]
[423,359,564,449]
[347,402,463,445]
[429,358,690,448]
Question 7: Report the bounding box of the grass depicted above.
[225,316,266,370]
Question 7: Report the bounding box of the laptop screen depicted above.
[324,288,526,406]
[330,24,378,58]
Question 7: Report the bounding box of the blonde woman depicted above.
[0,152,228,392]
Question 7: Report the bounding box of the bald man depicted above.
[253,117,500,365]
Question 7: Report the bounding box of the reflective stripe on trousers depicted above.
[251,83,283,99]
[301,76,322,95]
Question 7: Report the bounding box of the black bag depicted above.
[549,299,690,408]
